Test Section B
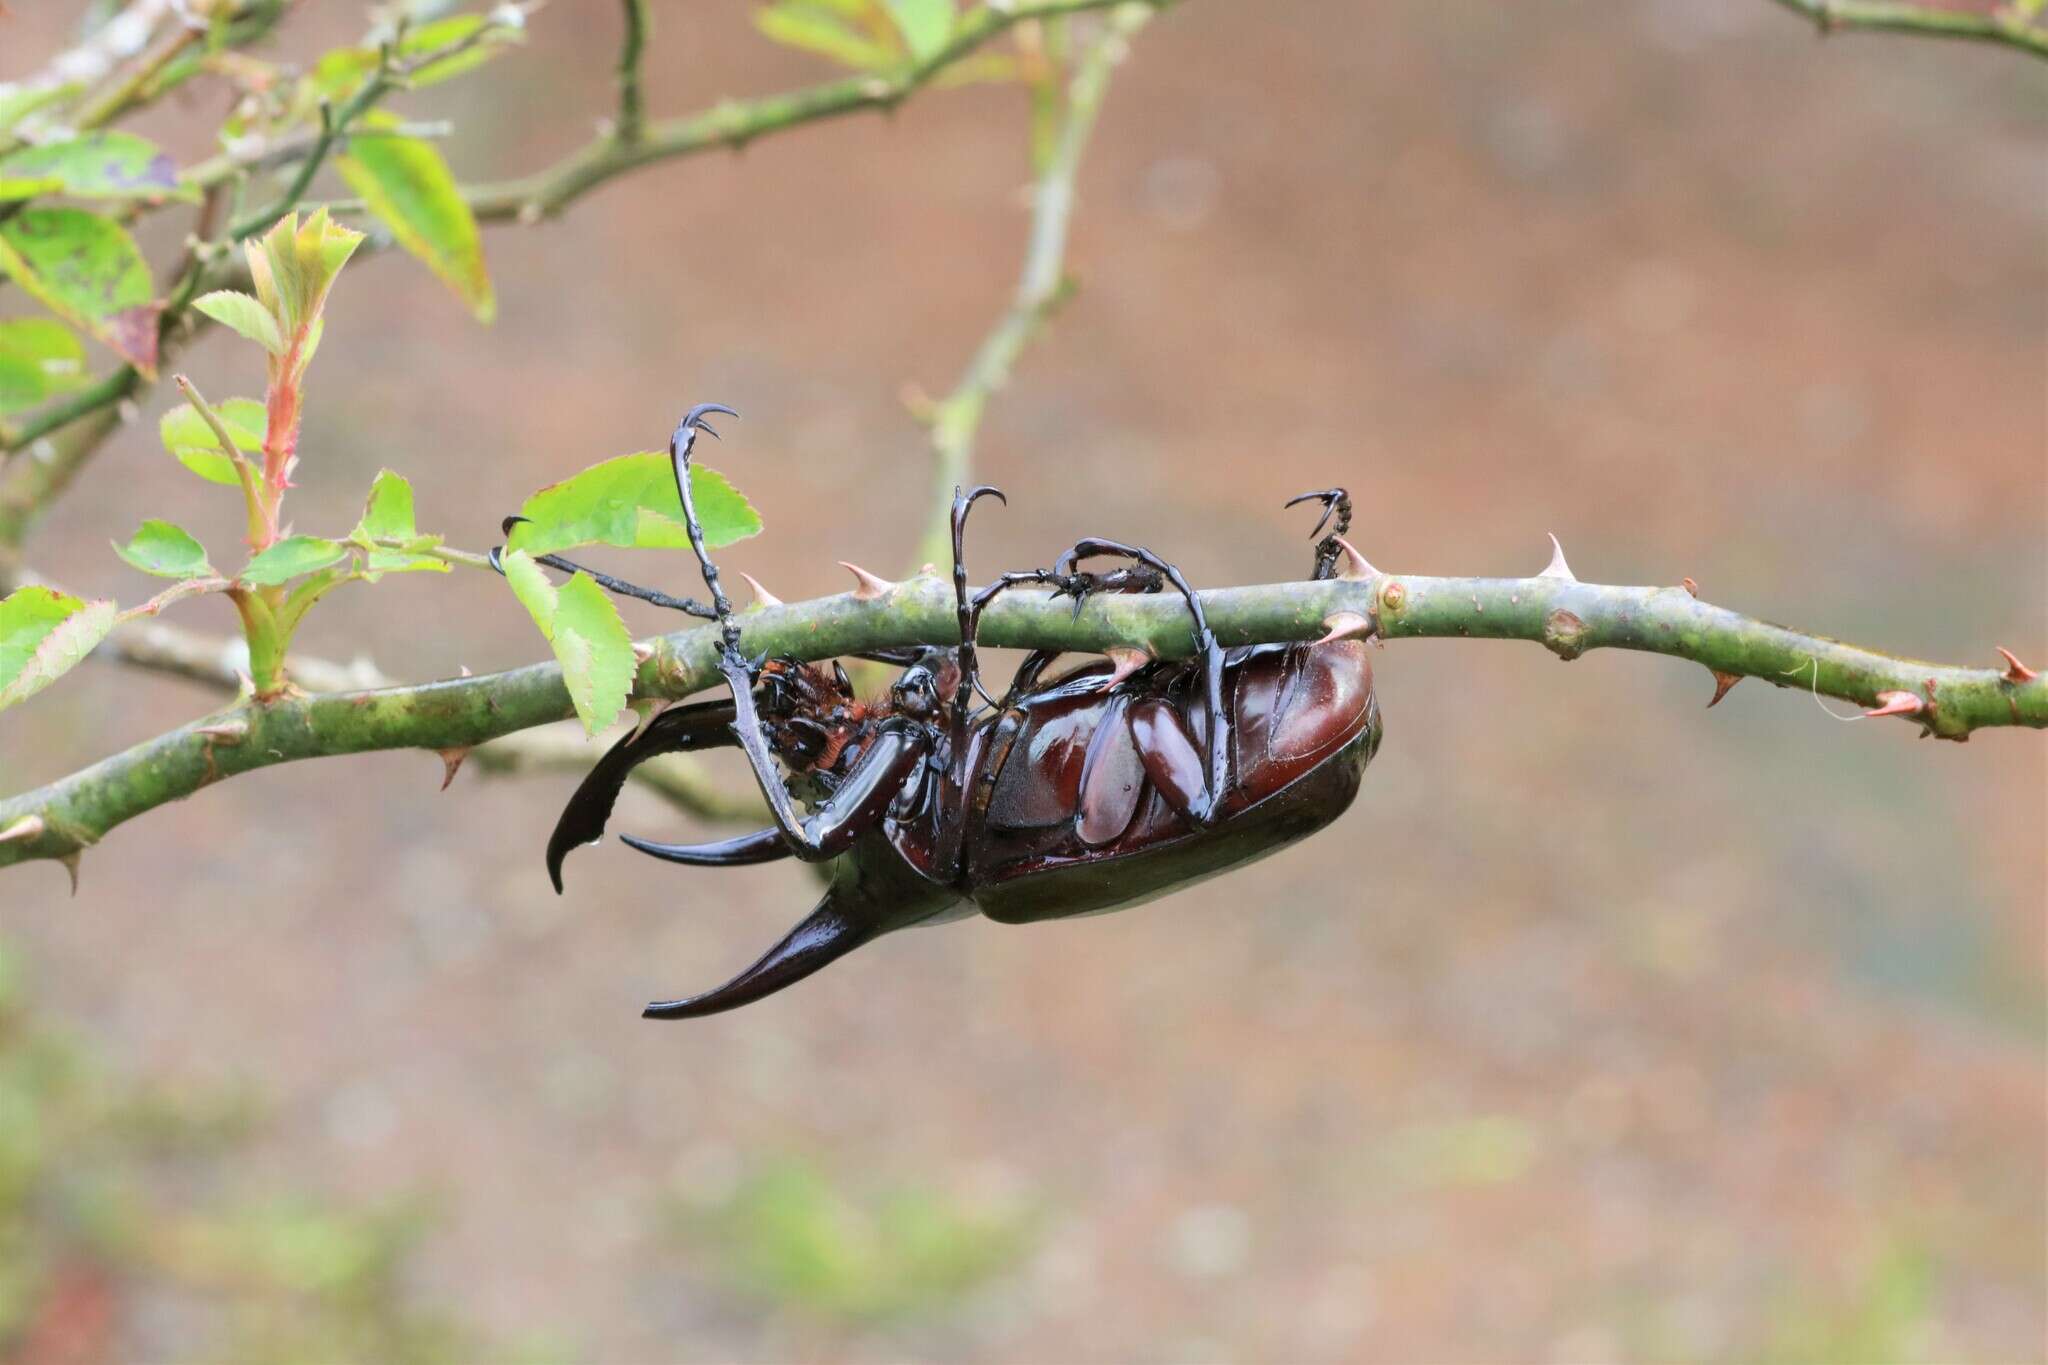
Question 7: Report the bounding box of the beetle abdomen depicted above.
[971,712,1379,925]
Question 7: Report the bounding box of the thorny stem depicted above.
[2,568,2040,873]
[913,6,1146,569]
[1764,0,2048,56]
[93,615,766,824]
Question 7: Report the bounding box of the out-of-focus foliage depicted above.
[0,938,549,1363]
[667,1155,1039,1323]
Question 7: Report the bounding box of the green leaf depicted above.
[159,396,265,485]
[351,471,448,577]
[553,572,636,735]
[499,550,634,734]
[114,520,214,579]
[305,16,519,103]
[192,290,285,355]
[361,547,449,578]
[500,546,558,632]
[244,208,363,336]
[0,586,116,712]
[240,536,346,586]
[883,0,954,62]
[352,468,419,544]
[0,318,88,415]
[0,83,81,134]
[505,452,761,558]
[755,3,900,69]
[335,117,493,322]
[0,208,159,376]
[0,131,193,202]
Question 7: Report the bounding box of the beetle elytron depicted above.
[499,404,1383,1018]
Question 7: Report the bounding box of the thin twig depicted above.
[0,0,1173,545]
[3,566,2040,872]
[1764,0,2048,57]
[457,0,1175,222]
[913,6,1149,568]
[616,0,651,143]
[228,100,340,242]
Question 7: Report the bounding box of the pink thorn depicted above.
[629,699,672,742]
[631,641,655,664]
[738,571,783,608]
[839,561,893,602]
[0,816,45,846]
[1681,577,1699,598]
[437,746,470,791]
[1098,646,1151,690]
[1706,671,1741,708]
[1331,535,1378,581]
[1316,611,1376,646]
[1861,690,1924,720]
[1995,647,2037,684]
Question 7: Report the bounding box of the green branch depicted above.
[1765,0,2048,56]
[96,614,767,824]
[3,565,2040,875]
[913,5,1148,568]
[616,0,651,143]
[460,0,1174,222]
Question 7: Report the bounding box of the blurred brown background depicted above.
[2,1,2043,1360]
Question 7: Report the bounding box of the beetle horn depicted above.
[545,698,740,893]
[643,890,876,1019]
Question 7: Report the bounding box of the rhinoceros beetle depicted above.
[499,403,1383,1018]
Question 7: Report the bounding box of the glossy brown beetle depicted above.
[511,404,1383,1018]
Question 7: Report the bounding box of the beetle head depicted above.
[755,657,863,774]
[891,662,941,719]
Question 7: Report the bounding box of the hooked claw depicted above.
[1285,488,1350,541]
[488,514,531,575]
[672,402,740,450]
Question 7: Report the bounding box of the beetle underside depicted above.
[497,407,1382,1019]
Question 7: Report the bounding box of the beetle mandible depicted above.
[499,403,1383,1018]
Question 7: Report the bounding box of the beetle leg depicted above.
[947,484,1007,722]
[664,404,837,856]
[1127,697,1223,825]
[489,517,717,618]
[643,724,929,866]
[1053,539,1231,828]
[1284,487,1352,581]
[643,886,876,1019]
[1002,648,1065,703]
[962,560,1160,705]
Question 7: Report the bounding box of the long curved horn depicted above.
[642,890,876,1020]
[545,699,737,892]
